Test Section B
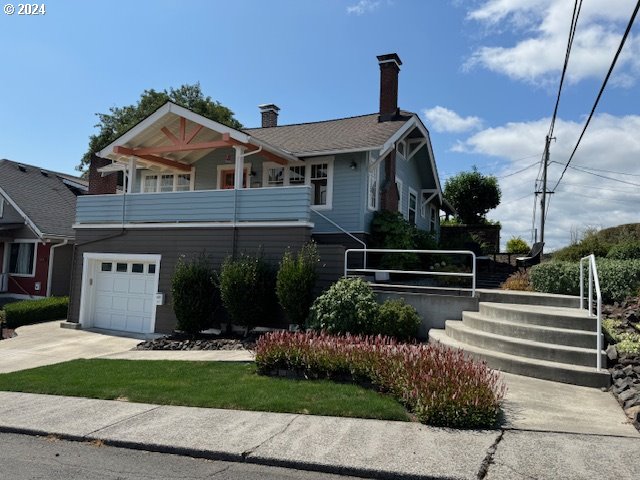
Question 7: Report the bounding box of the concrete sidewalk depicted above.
[0,391,638,480]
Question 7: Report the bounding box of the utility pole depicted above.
[536,135,554,247]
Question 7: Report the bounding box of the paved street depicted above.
[0,432,368,480]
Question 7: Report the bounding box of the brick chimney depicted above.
[377,53,402,122]
[259,104,280,128]
[88,155,118,195]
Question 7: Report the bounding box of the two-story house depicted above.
[66,53,449,335]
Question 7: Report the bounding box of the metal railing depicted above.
[580,254,602,371]
[344,249,477,296]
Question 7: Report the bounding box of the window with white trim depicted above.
[430,206,437,232]
[408,188,417,226]
[142,173,192,193]
[8,242,36,276]
[395,177,403,216]
[368,156,379,211]
[261,160,331,208]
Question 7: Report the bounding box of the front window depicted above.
[368,163,379,211]
[266,166,285,187]
[8,242,35,276]
[289,166,306,185]
[408,189,417,225]
[311,163,328,206]
[143,173,191,193]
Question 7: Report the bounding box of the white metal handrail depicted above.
[345,249,476,296]
[580,254,602,371]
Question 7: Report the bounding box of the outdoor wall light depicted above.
[350,161,357,170]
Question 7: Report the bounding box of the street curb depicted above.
[0,425,456,480]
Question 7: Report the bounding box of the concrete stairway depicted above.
[429,291,611,388]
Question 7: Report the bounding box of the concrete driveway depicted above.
[0,321,140,373]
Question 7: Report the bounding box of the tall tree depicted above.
[78,83,243,171]
[444,167,501,224]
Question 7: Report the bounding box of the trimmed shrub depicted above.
[255,331,506,428]
[308,278,378,335]
[171,254,218,335]
[607,241,640,260]
[219,253,277,332]
[374,299,421,341]
[530,259,640,304]
[276,243,319,327]
[500,271,533,291]
[506,236,530,255]
[553,230,611,261]
[3,297,69,329]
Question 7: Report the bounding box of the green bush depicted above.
[219,253,276,332]
[3,297,69,329]
[171,254,218,335]
[606,241,640,260]
[374,299,421,340]
[276,243,319,326]
[308,278,379,335]
[553,230,611,261]
[530,259,640,304]
[506,236,530,254]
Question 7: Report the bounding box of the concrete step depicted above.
[479,302,596,332]
[444,321,605,367]
[462,311,602,349]
[477,289,580,308]
[429,329,611,388]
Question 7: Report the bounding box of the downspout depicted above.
[46,239,69,297]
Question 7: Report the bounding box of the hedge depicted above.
[530,259,640,304]
[2,297,69,329]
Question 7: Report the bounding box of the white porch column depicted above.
[233,145,246,189]
[127,157,137,194]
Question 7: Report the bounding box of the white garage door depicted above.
[92,260,157,333]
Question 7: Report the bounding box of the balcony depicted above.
[75,186,312,226]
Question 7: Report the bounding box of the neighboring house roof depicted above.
[244,112,413,156]
[0,159,81,239]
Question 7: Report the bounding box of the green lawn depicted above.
[0,359,410,421]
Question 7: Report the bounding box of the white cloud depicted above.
[423,106,483,133]
[454,114,640,250]
[346,0,381,15]
[465,0,640,86]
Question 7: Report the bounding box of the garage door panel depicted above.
[89,258,158,334]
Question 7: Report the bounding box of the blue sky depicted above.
[1,0,639,249]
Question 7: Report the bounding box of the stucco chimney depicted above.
[377,53,402,122]
[259,104,280,128]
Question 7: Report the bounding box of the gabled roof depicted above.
[0,159,81,239]
[244,112,413,156]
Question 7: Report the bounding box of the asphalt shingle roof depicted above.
[244,112,414,156]
[0,159,80,238]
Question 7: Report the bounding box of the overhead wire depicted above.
[551,0,640,192]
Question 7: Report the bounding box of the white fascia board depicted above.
[0,185,44,239]
[245,136,301,164]
[379,117,418,158]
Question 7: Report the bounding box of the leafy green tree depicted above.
[79,83,243,171]
[506,236,531,254]
[444,167,501,224]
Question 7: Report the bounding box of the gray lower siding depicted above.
[50,244,73,296]
[68,226,313,333]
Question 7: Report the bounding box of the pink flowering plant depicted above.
[255,331,506,428]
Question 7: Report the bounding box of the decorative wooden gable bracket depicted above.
[113,116,289,169]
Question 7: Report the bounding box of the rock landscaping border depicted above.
[136,335,256,351]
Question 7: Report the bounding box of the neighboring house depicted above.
[67,53,450,335]
[0,159,87,298]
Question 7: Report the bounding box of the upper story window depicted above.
[8,242,36,276]
[408,188,417,226]
[142,173,192,193]
[367,153,380,212]
[262,158,333,209]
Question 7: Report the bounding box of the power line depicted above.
[496,160,540,179]
[552,0,640,192]
[568,163,640,178]
[563,163,640,187]
[560,181,640,194]
[500,192,533,207]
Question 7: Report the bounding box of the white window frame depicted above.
[408,188,418,226]
[262,157,334,210]
[367,159,380,212]
[141,171,195,193]
[395,176,404,216]
[6,239,38,277]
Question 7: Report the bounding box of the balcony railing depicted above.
[75,186,312,225]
